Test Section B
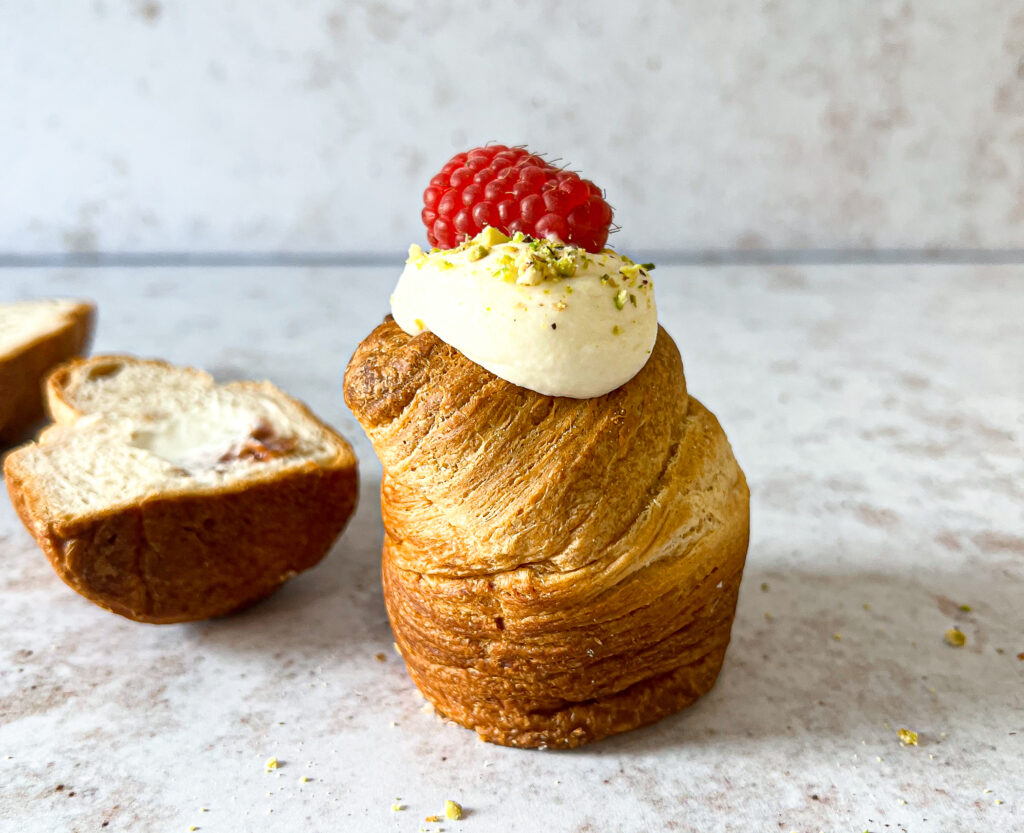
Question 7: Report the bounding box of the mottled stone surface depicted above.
[2,2,1024,254]
[0,267,1021,831]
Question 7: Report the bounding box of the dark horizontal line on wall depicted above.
[1,249,1024,268]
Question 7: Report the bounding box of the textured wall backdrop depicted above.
[1,0,1022,256]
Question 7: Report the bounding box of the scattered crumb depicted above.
[898,728,918,746]
[985,789,993,794]
[375,652,387,662]
[392,804,404,812]
[959,603,972,612]
[1017,652,1024,661]
[863,602,871,610]
[389,721,398,728]
[299,776,309,783]
[199,807,207,813]
[898,799,907,805]
[425,815,442,822]
[189,827,197,832]
[995,799,1004,805]
[764,612,774,621]
[445,800,463,820]
[760,582,769,592]
[832,633,842,642]
[876,756,883,762]
[264,757,279,772]
[944,628,966,647]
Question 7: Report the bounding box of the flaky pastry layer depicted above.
[345,318,749,747]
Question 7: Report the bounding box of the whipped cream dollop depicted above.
[390,228,657,398]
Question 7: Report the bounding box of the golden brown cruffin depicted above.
[344,318,749,748]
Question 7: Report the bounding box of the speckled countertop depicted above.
[1,267,1021,832]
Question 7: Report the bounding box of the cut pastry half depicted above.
[4,355,358,623]
[0,299,95,446]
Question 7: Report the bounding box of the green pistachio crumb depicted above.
[614,289,628,310]
[554,256,577,277]
[476,226,510,246]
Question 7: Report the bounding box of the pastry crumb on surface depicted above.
[445,800,463,820]
[760,582,770,592]
[264,757,279,771]
[832,633,842,641]
[392,803,404,812]
[374,652,386,662]
[897,728,919,746]
[959,603,972,612]
[425,814,442,822]
[944,628,966,647]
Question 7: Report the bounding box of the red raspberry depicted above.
[421,145,613,252]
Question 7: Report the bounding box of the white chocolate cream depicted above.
[390,228,657,399]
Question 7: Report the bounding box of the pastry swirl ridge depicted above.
[345,317,749,748]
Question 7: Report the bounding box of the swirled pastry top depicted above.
[390,228,657,399]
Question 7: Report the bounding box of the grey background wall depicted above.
[2,0,1022,258]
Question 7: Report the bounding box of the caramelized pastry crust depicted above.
[345,318,749,748]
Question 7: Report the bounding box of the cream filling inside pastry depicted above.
[390,228,658,399]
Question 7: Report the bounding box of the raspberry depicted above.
[421,145,613,252]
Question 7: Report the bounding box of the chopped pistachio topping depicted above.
[405,227,656,328]
[444,800,463,820]
[477,226,510,246]
[898,728,919,746]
